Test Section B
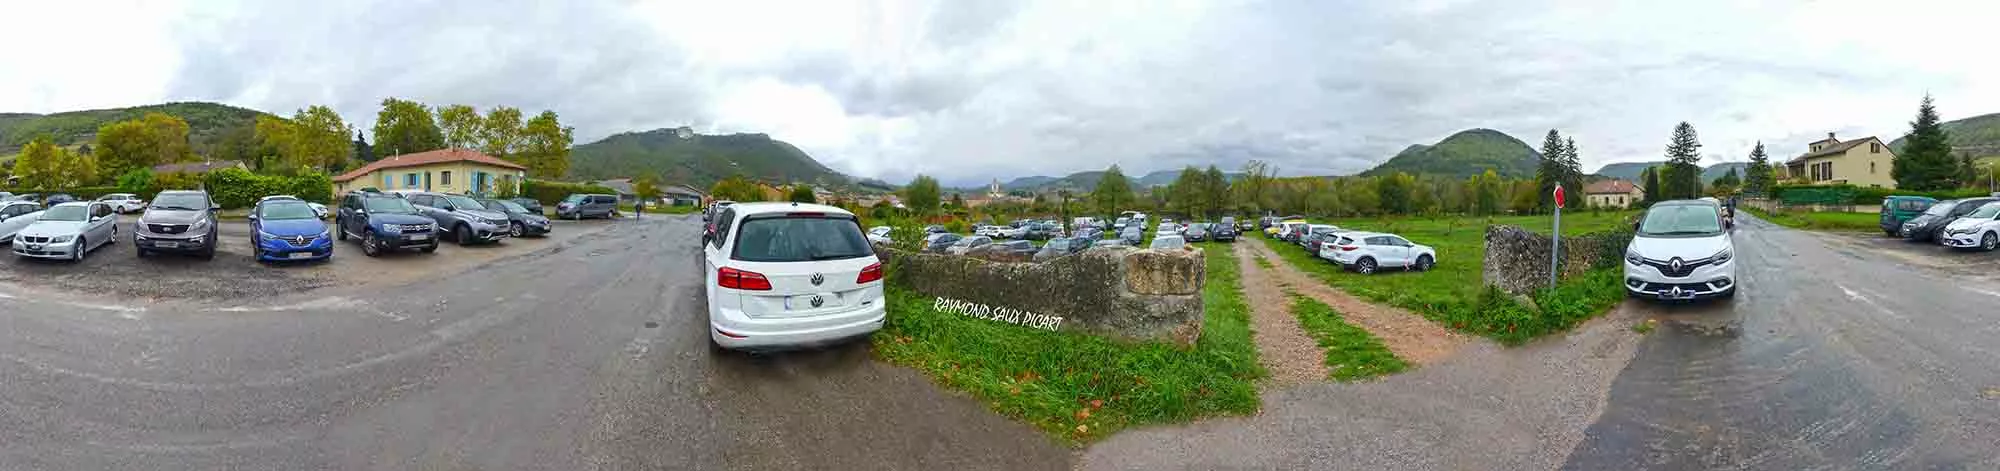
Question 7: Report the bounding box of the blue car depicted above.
[249,199,333,262]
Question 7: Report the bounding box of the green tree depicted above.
[13,136,61,189]
[1536,129,1565,210]
[788,184,817,203]
[1744,141,1774,194]
[353,131,375,163]
[436,104,483,149]
[1202,165,1230,216]
[1561,137,1583,199]
[633,175,661,202]
[253,115,297,172]
[50,145,97,187]
[1234,160,1276,214]
[1375,172,1414,214]
[116,168,154,193]
[709,176,766,202]
[289,105,353,172]
[903,174,941,215]
[1467,169,1503,215]
[1662,122,1703,200]
[1640,166,1662,204]
[93,112,196,178]
[518,110,573,179]
[1168,166,1204,217]
[1894,94,1956,191]
[1090,165,1134,215]
[479,106,524,160]
[372,97,444,157]
[1711,168,1742,188]
[1959,153,1982,189]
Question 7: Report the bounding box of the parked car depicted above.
[1184,223,1210,242]
[1120,226,1143,245]
[0,192,13,201]
[511,197,546,216]
[1150,235,1187,250]
[1269,217,1306,236]
[923,233,963,253]
[924,225,948,235]
[1212,219,1238,242]
[1901,197,1998,242]
[996,225,1029,239]
[95,193,148,214]
[1234,217,1254,232]
[337,191,440,256]
[43,193,78,205]
[1317,231,1436,275]
[0,201,44,244]
[1276,221,1309,241]
[14,193,42,203]
[1622,199,1734,301]
[1156,221,1178,234]
[402,192,512,245]
[248,198,333,262]
[1879,195,1938,237]
[1025,222,1063,240]
[978,240,1037,258]
[556,193,619,220]
[1074,217,1102,228]
[134,190,219,259]
[480,198,554,237]
[974,225,1003,237]
[1939,202,2000,251]
[700,202,883,350]
[258,195,329,219]
[13,202,117,262]
[867,226,893,244]
[1300,224,1344,253]
[1033,236,1095,261]
[946,235,994,255]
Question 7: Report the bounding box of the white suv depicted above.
[1316,231,1436,274]
[703,202,885,350]
[1940,202,2000,251]
[1625,199,1736,301]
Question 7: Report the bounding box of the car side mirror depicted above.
[1631,221,1641,231]
[209,205,220,212]
[247,214,259,221]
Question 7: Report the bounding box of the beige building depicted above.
[332,148,528,196]
[1584,179,1644,208]
[1780,132,1897,188]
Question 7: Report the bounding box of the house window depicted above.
[1870,162,1876,174]
[405,173,420,187]
[1871,143,1881,153]
[442,171,453,186]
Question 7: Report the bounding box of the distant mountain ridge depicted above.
[986,168,1244,193]
[1591,161,1749,183]
[0,102,269,154]
[1358,128,1542,179]
[567,129,851,188]
[1890,111,2000,159]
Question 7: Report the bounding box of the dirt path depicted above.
[1231,243,1329,384]
[1242,239,1467,365]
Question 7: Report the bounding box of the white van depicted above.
[1624,199,1736,301]
[703,202,885,350]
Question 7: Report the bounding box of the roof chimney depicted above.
[1827,132,1836,141]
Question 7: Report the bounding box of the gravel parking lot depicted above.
[0,214,620,300]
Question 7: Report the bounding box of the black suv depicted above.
[336,192,440,256]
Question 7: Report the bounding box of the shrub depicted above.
[1773,183,1991,206]
[116,169,154,193]
[201,167,333,208]
[520,179,618,206]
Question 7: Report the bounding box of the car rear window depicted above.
[731,215,874,262]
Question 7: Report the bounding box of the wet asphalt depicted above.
[0,215,1070,470]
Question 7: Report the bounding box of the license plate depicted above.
[288,252,316,259]
[156,241,179,248]
[784,294,841,310]
[1657,291,1696,300]
[26,244,41,250]
[407,234,429,241]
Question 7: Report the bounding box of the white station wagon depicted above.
[703,202,885,350]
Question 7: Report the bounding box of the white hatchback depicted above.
[1316,231,1436,274]
[703,202,885,350]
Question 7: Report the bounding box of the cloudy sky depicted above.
[3,0,1996,186]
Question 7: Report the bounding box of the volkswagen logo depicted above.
[809,273,825,286]
[1668,257,1684,273]
[809,295,824,307]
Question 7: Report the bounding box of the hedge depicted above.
[521,180,618,206]
[202,168,332,208]
[1772,183,1993,206]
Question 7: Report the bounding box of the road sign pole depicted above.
[1551,184,1565,287]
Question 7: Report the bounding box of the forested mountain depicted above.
[1358,128,1542,179]
[567,129,849,188]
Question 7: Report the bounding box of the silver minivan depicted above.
[557,194,619,220]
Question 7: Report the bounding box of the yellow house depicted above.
[1780,132,1897,188]
[332,148,529,196]
[1584,179,1644,208]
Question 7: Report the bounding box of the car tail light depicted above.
[717,267,772,290]
[856,262,883,284]
[1339,245,1360,251]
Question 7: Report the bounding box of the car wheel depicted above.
[70,238,84,263]
[336,220,348,241]
[137,247,149,258]
[200,244,215,260]
[510,222,525,238]
[1355,257,1376,274]
[1414,255,1434,272]
[420,243,437,253]
[251,244,263,262]
[456,224,474,245]
[362,232,382,257]
[1885,228,1899,237]
[1984,232,1998,252]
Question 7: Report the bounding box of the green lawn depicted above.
[1287,295,1408,381]
[1257,211,1633,345]
[1740,206,1878,232]
[871,241,1262,444]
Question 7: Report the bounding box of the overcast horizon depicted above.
[5,0,1997,188]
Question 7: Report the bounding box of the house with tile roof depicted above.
[332,148,528,196]
[1779,132,1897,188]
[1584,179,1644,208]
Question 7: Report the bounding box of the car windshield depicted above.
[730,215,874,262]
[152,193,207,210]
[363,197,419,214]
[41,205,87,222]
[258,202,317,220]
[1921,201,1958,216]
[485,200,530,213]
[1966,203,2000,219]
[1151,236,1185,249]
[562,195,587,203]
[1638,204,1723,236]
[443,195,485,210]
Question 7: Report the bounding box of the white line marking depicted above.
[0,292,15,299]
[1963,286,2000,299]
[1839,284,1905,321]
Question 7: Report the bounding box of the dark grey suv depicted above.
[402,192,511,244]
[134,190,219,259]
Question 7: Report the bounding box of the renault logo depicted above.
[809,273,825,286]
[809,295,824,307]
[1669,286,1684,298]
[1668,258,1684,272]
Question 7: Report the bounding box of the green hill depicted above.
[1890,112,2000,159]
[0,102,269,155]
[1591,161,1749,184]
[1358,128,1542,179]
[566,129,849,188]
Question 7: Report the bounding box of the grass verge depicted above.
[1287,294,1408,381]
[1256,211,1632,344]
[871,241,1262,444]
[1740,206,1877,231]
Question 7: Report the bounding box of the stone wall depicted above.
[1482,225,1633,295]
[876,244,1206,347]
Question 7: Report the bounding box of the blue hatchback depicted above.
[250,199,332,262]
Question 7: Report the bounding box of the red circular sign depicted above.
[1553,185,1567,209]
